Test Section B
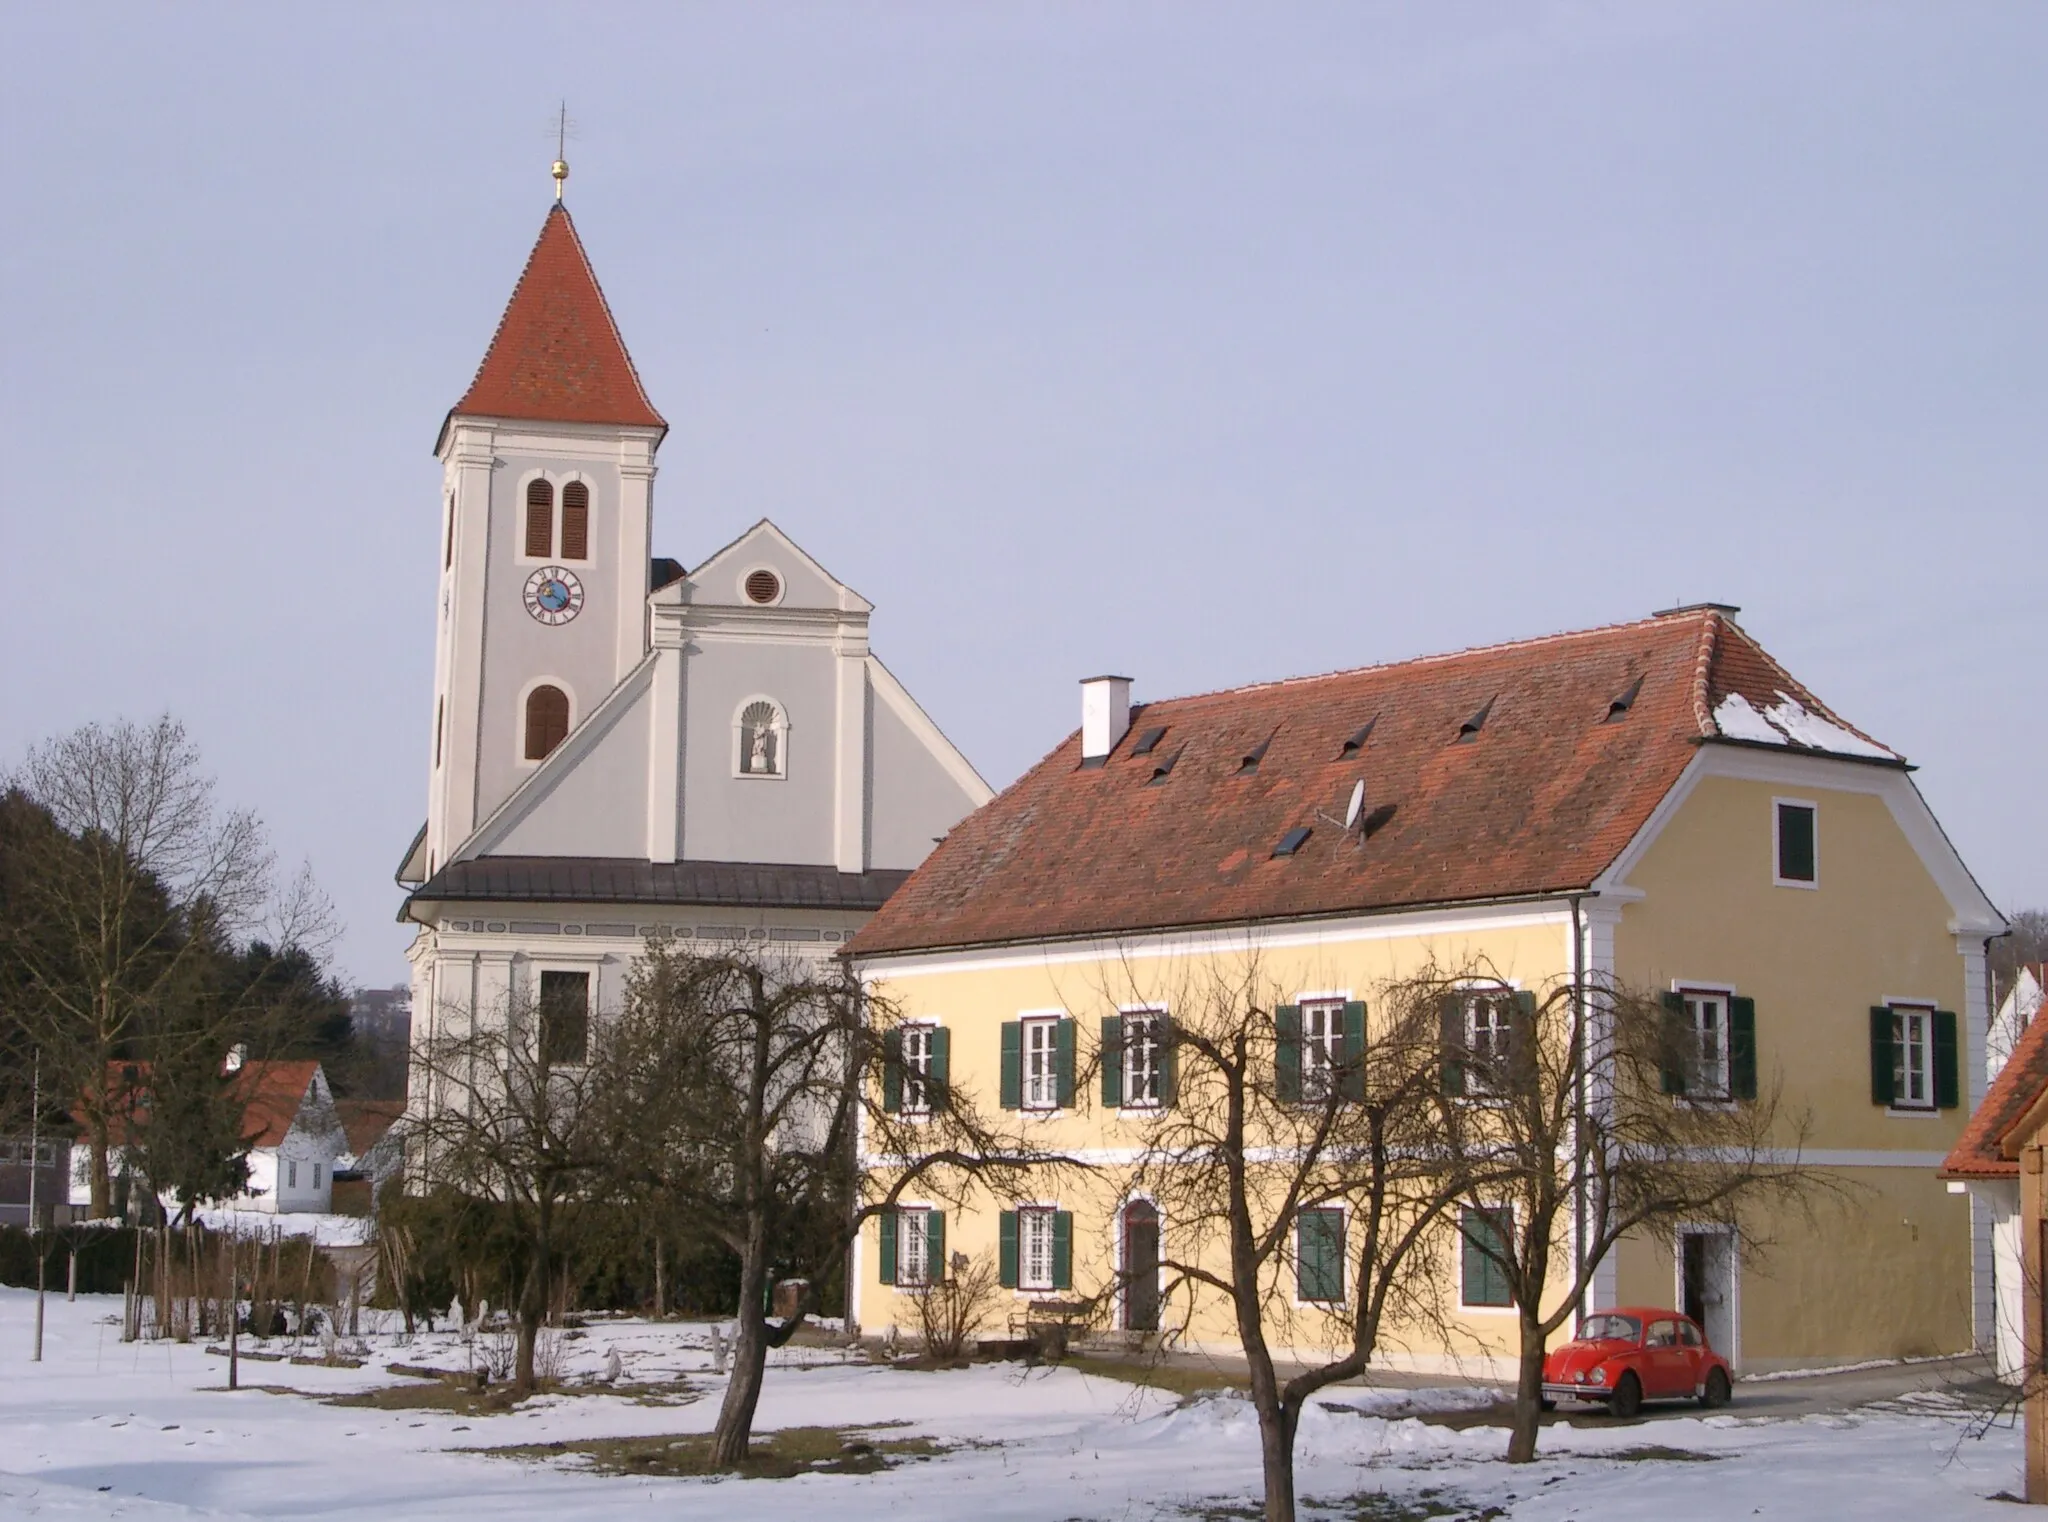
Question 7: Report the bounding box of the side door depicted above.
[1642,1319,1687,1398]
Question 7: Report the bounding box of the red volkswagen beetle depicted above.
[1541,1307,1732,1418]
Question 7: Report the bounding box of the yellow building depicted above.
[846,606,2003,1375]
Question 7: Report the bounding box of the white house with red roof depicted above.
[223,1059,349,1215]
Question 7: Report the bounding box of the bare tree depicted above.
[1991,908,2048,1027]
[408,978,613,1392]
[3,716,333,1215]
[1094,953,1481,1522]
[1434,971,1822,1462]
[600,937,1062,1468]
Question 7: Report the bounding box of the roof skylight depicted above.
[1457,697,1496,743]
[1339,718,1376,758]
[1273,826,1312,857]
[1604,677,1644,724]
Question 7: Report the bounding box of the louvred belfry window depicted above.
[525,685,570,760]
[525,480,555,558]
[560,481,589,560]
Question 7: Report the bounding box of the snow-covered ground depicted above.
[0,1287,2021,1519]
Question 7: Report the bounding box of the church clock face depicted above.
[523,567,585,626]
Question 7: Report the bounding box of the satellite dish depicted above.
[1343,778,1366,832]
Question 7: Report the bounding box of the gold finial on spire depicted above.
[552,101,571,201]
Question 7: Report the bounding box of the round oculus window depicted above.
[744,569,782,605]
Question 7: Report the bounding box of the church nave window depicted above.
[560,481,590,560]
[525,685,571,761]
[525,479,555,558]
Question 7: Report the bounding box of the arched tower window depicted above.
[736,699,785,777]
[525,480,555,558]
[525,685,570,760]
[560,481,590,560]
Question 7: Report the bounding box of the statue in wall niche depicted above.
[741,701,780,775]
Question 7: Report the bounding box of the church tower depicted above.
[422,203,667,877]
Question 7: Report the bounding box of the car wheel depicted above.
[1700,1367,1731,1410]
[1609,1372,1642,1419]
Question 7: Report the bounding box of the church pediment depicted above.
[658,518,873,615]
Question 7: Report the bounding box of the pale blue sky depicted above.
[3,3,2042,985]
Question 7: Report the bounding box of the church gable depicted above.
[675,519,873,614]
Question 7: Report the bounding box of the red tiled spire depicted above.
[450,204,665,432]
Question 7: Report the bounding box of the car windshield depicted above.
[1579,1314,1641,1343]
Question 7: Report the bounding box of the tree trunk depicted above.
[1255,1397,1299,1522]
[89,1128,111,1219]
[653,1235,665,1319]
[1506,1311,1548,1463]
[515,1248,543,1393]
[711,1231,772,1467]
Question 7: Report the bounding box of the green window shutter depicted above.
[1159,1018,1178,1108]
[1509,990,1537,1082]
[999,1022,1022,1110]
[1461,1208,1511,1307]
[1869,1007,1896,1106]
[926,1210,945,1280]
[1729,997,1757,1101]
[882,1028,903,1113]
[1439,994,1466,1096]
[1100,1014,1125,1108]
[878,1210,898,1286]
[1051,1210,1073,1290]
[1298,1210,1344,1302]
[929,1026,951,1107]
[1275,1004,1302,1102]
[1340,1002,1367,1102]
[1933,1010,1960,1110]
[1055,1018,1077,1108]
[1659,991,1689,1097]
[998,1210,1019,1288]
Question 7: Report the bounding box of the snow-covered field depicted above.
[0,1287,2021,1519]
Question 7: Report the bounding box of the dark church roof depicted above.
[407,856,911,912]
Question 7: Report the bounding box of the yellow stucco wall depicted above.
[858,920,1577,1372]
[1609,770,1974,1368]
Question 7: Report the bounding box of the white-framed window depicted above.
[313,1164,323,1189]
[1300,999,1345,1103]
[1463,993,1513,1096]
[1459,1205,1514,1309]
[900,1024,935,1115]
[1681,989,1731,1101]
[1019,1207,1057,1291]
[897,1208,932,1287]
[1023,1017,1061,1110]
[539,968,592,1066]
[1773,798,1817,888]
[1890,1006,1935,1111]
[287,1161,299,1189]
[733,697,788,779]
[1123,1010,1165,1108]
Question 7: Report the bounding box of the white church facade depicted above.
[398,201,990,1076]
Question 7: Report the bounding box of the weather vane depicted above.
[551,101,575,200]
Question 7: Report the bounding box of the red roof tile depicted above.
[228,1061,324,1150]
[849,610,1899,957]
[335,1099,404,1159]
[449,205,665,433]
[1942,1011,2048,1179]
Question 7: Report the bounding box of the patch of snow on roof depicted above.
[1712,692,1891,759]
[1712,692,1784,745]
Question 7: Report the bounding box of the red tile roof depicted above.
[227,1060,324,1150]
[849,609,1900,958]
[335,1099,404,1160]
[1942,1011,2048,1179]
[448,204,665,434]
